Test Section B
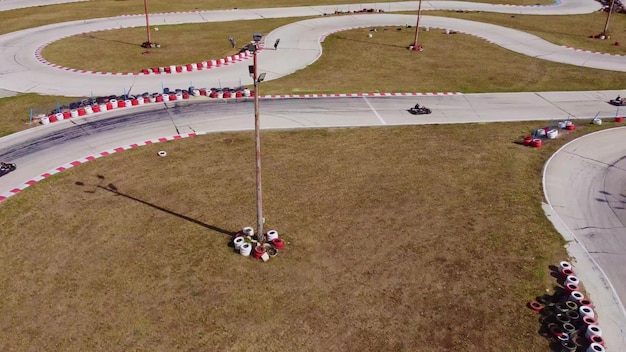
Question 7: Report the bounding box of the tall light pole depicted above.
[412,0,423,49]
[249,33,266,244]
[144,0,152,44]
[602,0,616,36]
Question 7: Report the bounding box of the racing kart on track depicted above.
[0,162,16,177]
[609,96,626,106]
[408,103,432,115]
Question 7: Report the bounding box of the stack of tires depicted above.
[528,261,605,352]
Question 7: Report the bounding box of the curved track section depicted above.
[544,127,626,352]
[0,0,611,97]
[0,0,87,11]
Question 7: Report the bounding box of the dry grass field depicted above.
[0,2,623,351]
[0,120,612,351]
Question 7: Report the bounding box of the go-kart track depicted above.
[0,0,625,350]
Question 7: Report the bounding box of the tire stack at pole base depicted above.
[229,227,286,262]
[528,261,605,352]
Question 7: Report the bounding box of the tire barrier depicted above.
[569,291,584,303]
[529,301,543,312]
[585,325,602,339]
[140,50,255,75]
[565,300,579,311]
[266,230,279,241]
[243,227,254,237]
[587,343,605,352]
[561,267,574,277]
[252,245,266,259]
[529,261,607,351]
[271,238,284,250]
[229,226,285,262]
[531,139,542,148]
[580,305,595,318]
[565,275,580,287]
[615,116,624,123]
[589,335,605,346]
[565,282,579,292]
[239,243,252,256]
[233,236,245,250]
[583,315,598,326]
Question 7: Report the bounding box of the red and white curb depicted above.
[563,46,625,57]
[257,92,461,98]
[0,132,201,203]
[34,29,262,76]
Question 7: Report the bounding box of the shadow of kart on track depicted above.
[408,103,432,115]
[609,96,626,106]
[0,162,16,177]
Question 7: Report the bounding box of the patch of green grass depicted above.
[0,94,82,136]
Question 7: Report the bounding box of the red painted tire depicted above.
[186,64,193,71]
[253,245,266,259]
[566,124,575,130]
[77,108,86,116]
[529,301,543,312]
[155,95,163,102]
[579,298,593,308]
[62,111,71,119]
[169,94,176,101]
[176,66,182,73]
[92,104,100,113]
[561,268,574,277]
[236,91,243,98]
[565,282,578,292]
[589,335,604,346]
[49,115,58,122]
[532,139,542,148]
[182,93,190,99]
[615,116,624,123]
[523,136,532,146]
[582,315,597,325]
[200,89,207,96]
[271,238,284,250]
[223,91,232,98]
[131,99,139,106]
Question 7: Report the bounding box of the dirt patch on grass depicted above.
[0,121,609,351]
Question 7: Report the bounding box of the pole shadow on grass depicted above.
[75,175,235,237]
[333,33,409,49]
[82,34,139,47]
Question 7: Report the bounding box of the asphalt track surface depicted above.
[0,0,625,350]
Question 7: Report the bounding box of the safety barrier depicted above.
[528,261,606,351]
[140,49,259,75]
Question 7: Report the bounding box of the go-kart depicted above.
[0,162,16,177]
[609,96,626,106]
[408,104,432,115]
